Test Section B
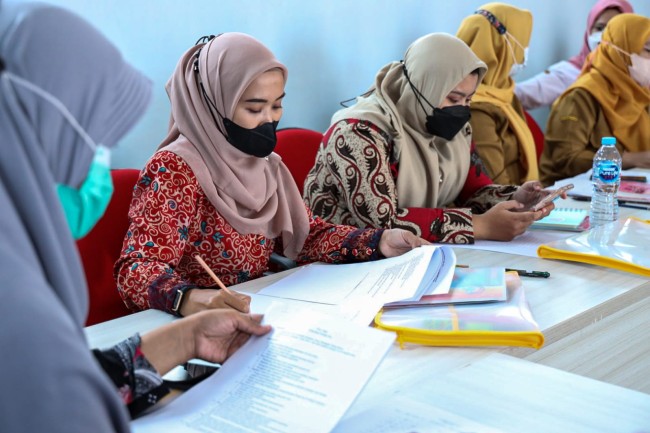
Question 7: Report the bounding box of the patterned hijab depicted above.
[160,33,309,260]
[0,1,151,431]
[566,13,650,152]
[457,2,538,182]
[568,0,634,70]
[332,33,487,209]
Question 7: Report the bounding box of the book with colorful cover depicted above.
[531,207,589,232]
[383,267,507,309]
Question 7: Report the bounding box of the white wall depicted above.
[41,0,650,169]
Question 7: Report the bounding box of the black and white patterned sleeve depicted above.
[92,334,170,418]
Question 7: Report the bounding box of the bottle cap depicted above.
[601,137,616,146]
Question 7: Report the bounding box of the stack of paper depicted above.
[256,245,457,325]
[383,267,507,309]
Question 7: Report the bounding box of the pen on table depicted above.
[572,196,650,210]
[505,268,551,278]
[589,175,647,182]
[455,264,470,268]
[193,253,234,294]
[621,175,647,183]
[618,202,650,210]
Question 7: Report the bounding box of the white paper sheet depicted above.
[332,396,504,433]
[250,292,385,326]
[257,245,453,305]
[453,229,574,257]
[131,303,396,433]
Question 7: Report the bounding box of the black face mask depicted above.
[425,105,472,141]
[401,62,472,141]
[223,119,279,158]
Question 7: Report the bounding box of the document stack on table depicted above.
[256,245,457,325]
[374,272,544,349]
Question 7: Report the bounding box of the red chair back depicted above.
[275,128,323,194]
[524,111,545,161]
[77,168,139,325]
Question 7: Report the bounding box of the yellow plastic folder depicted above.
[537,217,650,277]
[374,273,544,349]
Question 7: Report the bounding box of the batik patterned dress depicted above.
[303,119,518,243]
[116,150,384,313]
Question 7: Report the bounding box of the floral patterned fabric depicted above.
[303,119,518,244]
[115,150,384,313]
[92,334,168,418]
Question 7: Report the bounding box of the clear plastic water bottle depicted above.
[589,136,622,227]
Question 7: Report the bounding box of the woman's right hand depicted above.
[473,200,548,241]
[140,309,271,376]
[180,288,251,317]
[187,310,272,364]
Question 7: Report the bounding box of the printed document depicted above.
[257,245,454,305]
[131,303,396,433]
[332,396,504,433]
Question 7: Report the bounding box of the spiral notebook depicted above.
[531,208,589,232]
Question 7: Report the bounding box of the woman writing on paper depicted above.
[115,33,428,318]
[0,3,272,430]
[540,13,650,186]
[455,3,537,186]
[302,33,554,245]
[515,0,634,110]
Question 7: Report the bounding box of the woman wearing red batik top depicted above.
[115,33,427,318]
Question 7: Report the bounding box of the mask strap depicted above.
[506,32,526,65]
[2,71,98,152]
[603,41,632,59]
[192,35,229,137]
[475,9,507,35]
[401,62,436,116]
[475,9,525,66]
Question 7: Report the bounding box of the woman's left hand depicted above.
[512,181,547,210]
[378,229,430,258]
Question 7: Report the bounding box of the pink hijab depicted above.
[159,33,309,260]
[568,0,633,69]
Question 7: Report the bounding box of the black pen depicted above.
[505,268,551,278]
[618,202,650,210]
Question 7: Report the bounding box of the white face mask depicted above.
[609,43,650,89]
[505,33,528,77]
[629,53,650,88]
[588,31,602,52]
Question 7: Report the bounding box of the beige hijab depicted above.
[159,33,309,259]
[332,33,487,208]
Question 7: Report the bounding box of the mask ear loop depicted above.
[475,9,525,69]
[401,62,437,117]
[603,40,633,60]
[505,32,527,67]
[192,35,229,137]
[2,70,98,152]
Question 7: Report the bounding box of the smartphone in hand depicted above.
[531,184,574,212]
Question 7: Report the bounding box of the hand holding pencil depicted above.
[178,254,252,317]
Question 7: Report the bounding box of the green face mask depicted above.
[57,146,114,239]
[3,71,116,240]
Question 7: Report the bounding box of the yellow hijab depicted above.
[565,13,650,152]
[456,3,538,181]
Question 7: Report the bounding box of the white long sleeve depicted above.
[515,61,581,110]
